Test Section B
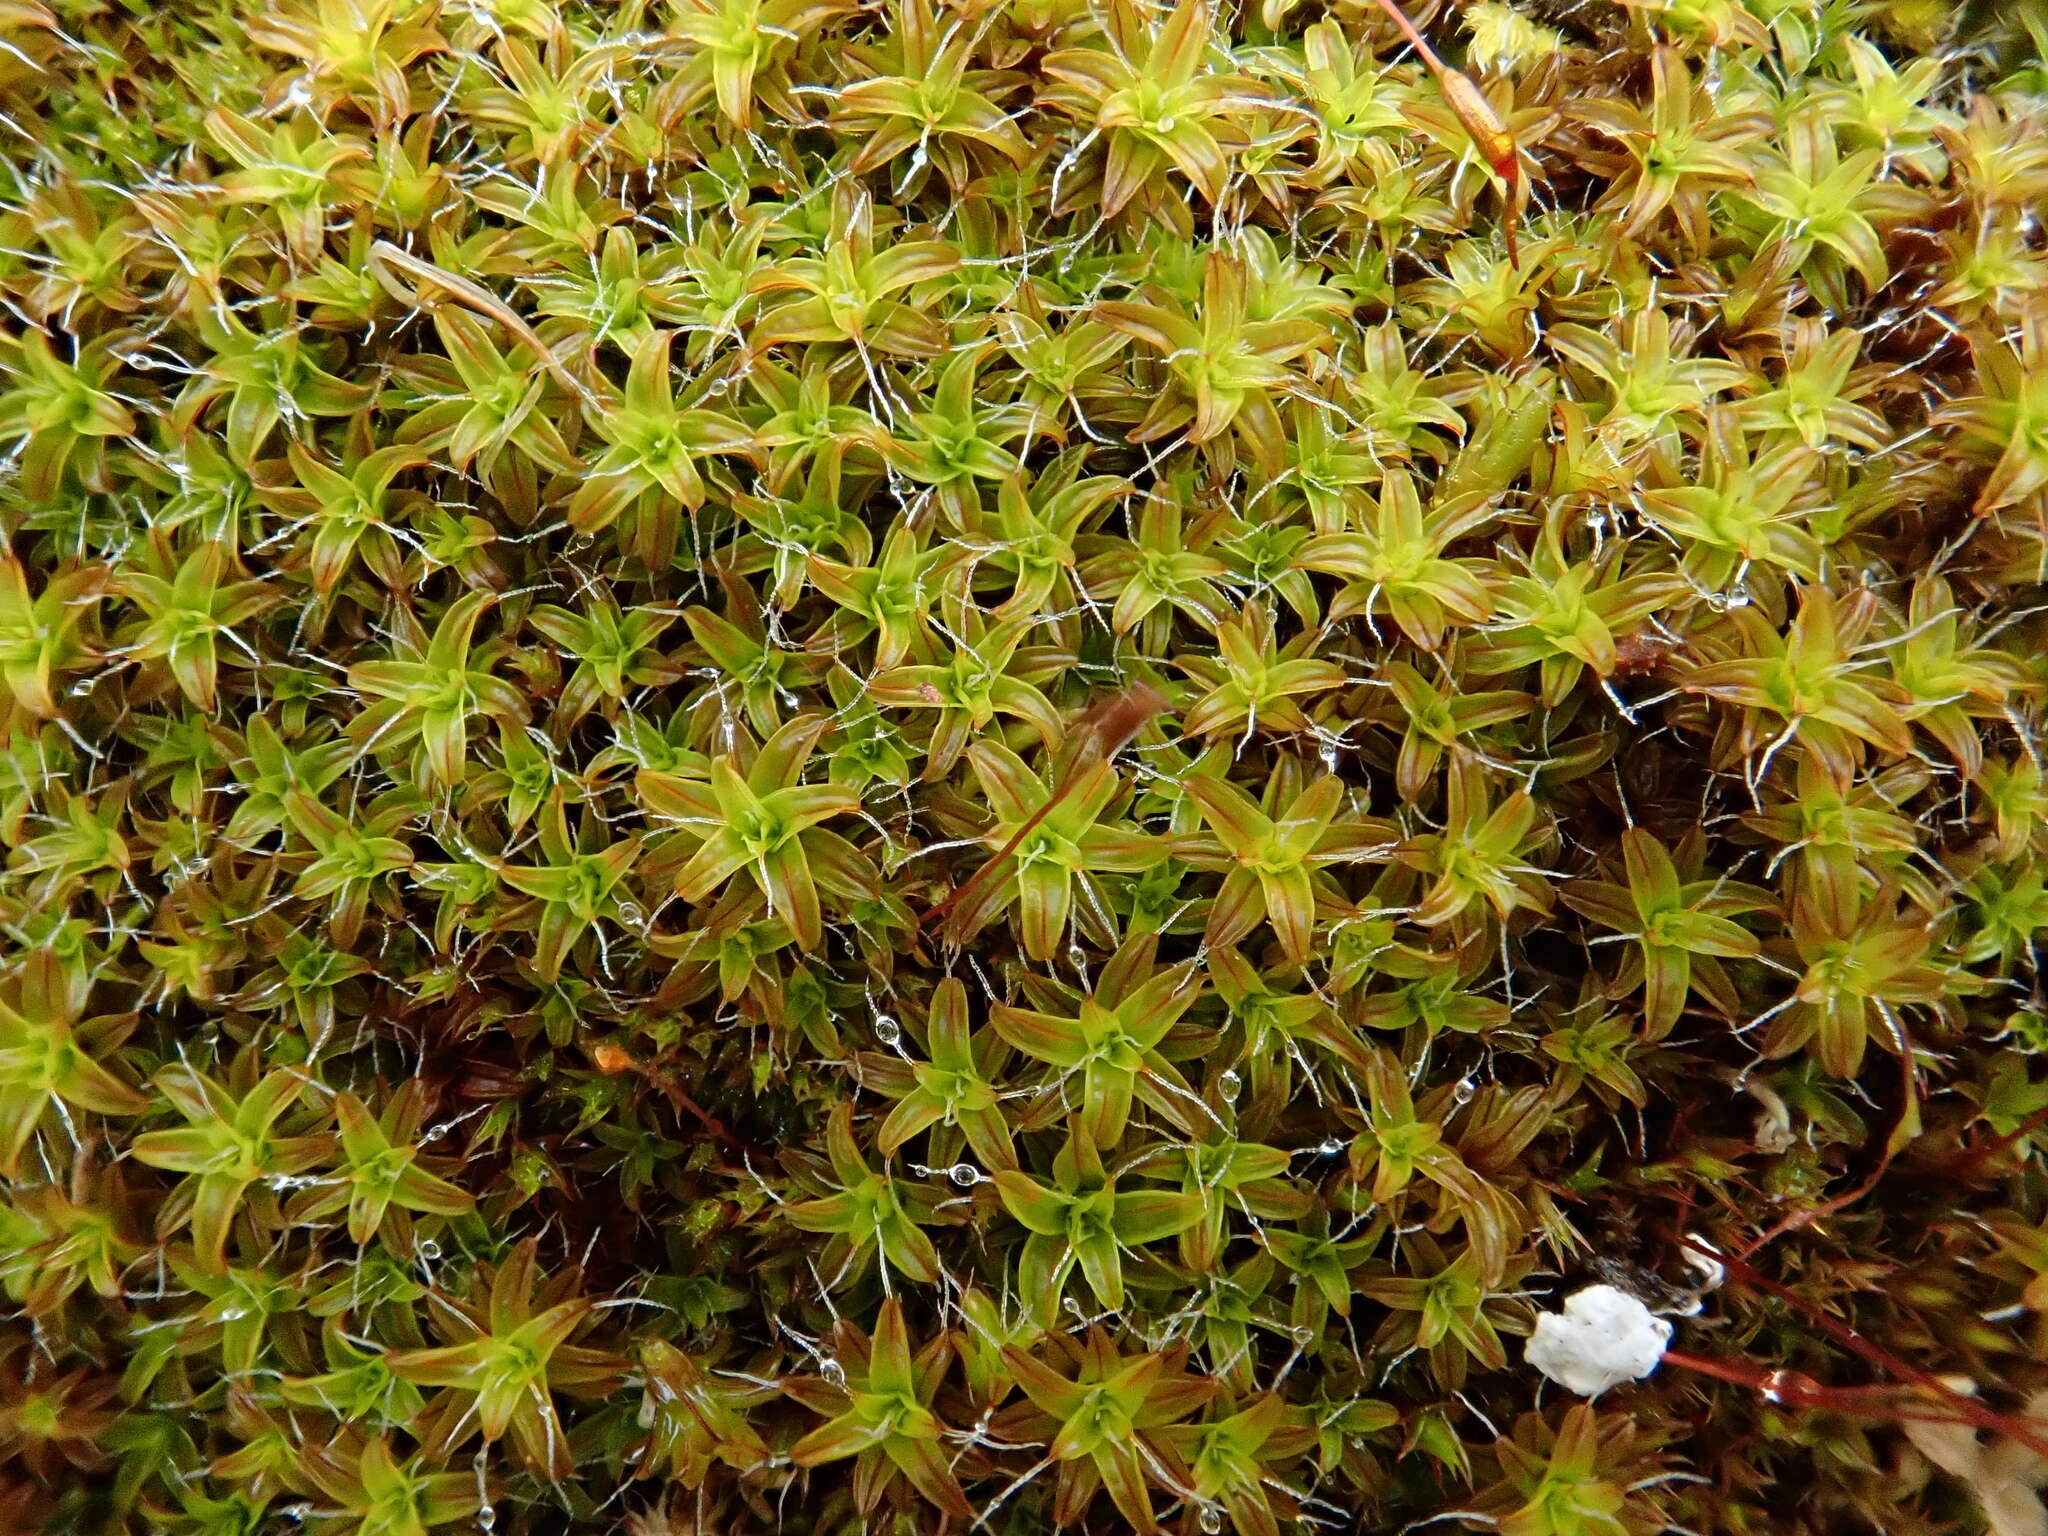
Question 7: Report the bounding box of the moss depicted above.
[1,0,2047,1532]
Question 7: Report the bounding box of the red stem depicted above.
[919,779,1074,934]
[918,686,1165,935]
[1947,1100,2048,1183]
[1367,0,1448,73]
[1675,1235,2048,1464]
[1733,1042,1918,1263]
[1662,1349,2035,1432]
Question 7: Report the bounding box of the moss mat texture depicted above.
[3,0,2048,1532]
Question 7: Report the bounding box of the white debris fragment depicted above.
[1525,1284,1673,1397]
[1902,1380,2048,1536]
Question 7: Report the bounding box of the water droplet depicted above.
[1452,1076,1476,1104]
[1158,116,1178,132]
[418,1239,441,1261]
[819,1357,846,1387]
[949,1163,982,1188]
[1200,1506,1225,1534]
[1318,1138,1346,1156]
[874,1014,901,1047]
[616,901,645,925]
[1291,1324,1316,1348]
[1217,1069,1242,1101]
[1063,1296,1084,1315]
[475,1443,497,1532]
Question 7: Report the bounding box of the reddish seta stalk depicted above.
[591,1043,750,1155]
[1668,1237,2048,1463]
[919,684,1167,936]
[1368,0,1525,268]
